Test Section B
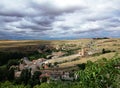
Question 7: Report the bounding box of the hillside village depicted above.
[12,38,119,83]
[0,38,120,88]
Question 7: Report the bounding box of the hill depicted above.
[0,38,120,52]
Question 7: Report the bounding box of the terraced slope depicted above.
[59,52,120,67]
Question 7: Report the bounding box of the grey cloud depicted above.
[74,28,102,34]
[0,0,120,39]
[86,17,110,22]
[30,1,86,16]
[0,16,21,22]
[18,25,51,32]
[0,10,24,17]
[15,18,52,32]
[0,30,14,39]
[56,25,73,30]
[32,16,54,27]
[14,30,27,34]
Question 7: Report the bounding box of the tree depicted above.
[102,48,106,54]
[41,77,48,83]
[31,71,42,86]
[7,68,15,81]
[76,57,120,88]
[77,63,86,70]
[20,69,31,85]
[54,62,58,66]
[7,59,19,69]
[0,66,8,81]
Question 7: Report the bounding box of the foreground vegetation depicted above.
[0,54,120,88]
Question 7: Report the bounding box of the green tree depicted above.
[76,57,120,88]
[20,69,31,85]
[31,71,42,86]
[0,66,8,81]
[7,68,15,81]
[54,62,58,66]
[7,59,19,69]
[102,48,106,54]
[77,63,86,70]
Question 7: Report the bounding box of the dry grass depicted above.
[46,54,80,63]
[0,39,92,48]
[0,38,119,48]
[59,52,120,67]
[0,38,120,52]
[0,40,49,48]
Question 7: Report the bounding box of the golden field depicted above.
[0,38,120,52]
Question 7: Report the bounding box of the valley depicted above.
[0,38,120,88]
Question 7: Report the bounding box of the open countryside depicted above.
[0,0,120,88]
[0,38,120,88]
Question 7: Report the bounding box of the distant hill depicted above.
[0,38,120,52]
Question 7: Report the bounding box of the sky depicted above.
[0,0,120,40]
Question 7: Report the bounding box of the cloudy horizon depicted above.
[0,0,120,40]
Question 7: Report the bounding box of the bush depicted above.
[77,63,86,70]
[76,57,120,88]
[34,83,51,88]
[0,81,30,88]
[102,48,112,54]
